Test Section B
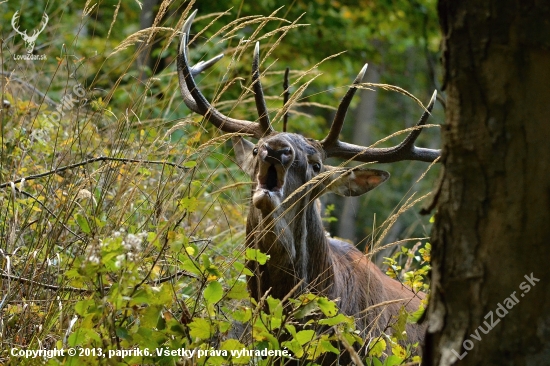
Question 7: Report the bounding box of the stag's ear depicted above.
[324,166,389,197]
[232,136,256,177]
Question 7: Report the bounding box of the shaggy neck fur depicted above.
[245,190,333,301]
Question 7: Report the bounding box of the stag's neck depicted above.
[246,201,334,300]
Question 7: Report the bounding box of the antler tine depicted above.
[394,89,438,152]
[177,10,268,138]
[11,11,25,36]
[252,42,273,135]
[283,67,290,132]
[322,63,368,148]
[324,90,440,163]
[35,13,48,36]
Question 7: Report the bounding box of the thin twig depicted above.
[0,272,100,292]
[0,71,57,106]
[0,269,198,294]
[15,188,85,241]
[0,156,189,189]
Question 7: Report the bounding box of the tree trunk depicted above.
[425,1,550,365]
[337,66,380,242]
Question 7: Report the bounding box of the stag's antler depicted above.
[11,11,49,53]
[177,10,440,163]
[177,10,273,139]
[11,11,26,37]
[32,13,49,39]
[321,66,440,163]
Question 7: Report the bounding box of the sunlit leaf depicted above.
[204,281,223,304]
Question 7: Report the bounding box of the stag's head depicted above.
[11,11,49,54]
[177,10,439,216]
[232,131,391,215]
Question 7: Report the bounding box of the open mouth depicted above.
[257,164,284,194]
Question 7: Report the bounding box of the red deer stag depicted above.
[177,10,439,358]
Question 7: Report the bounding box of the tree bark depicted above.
[425,1,550,365]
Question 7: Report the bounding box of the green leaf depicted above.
[74,213,91,233]
[317,297,338,317]
[409,303,426,323]
[233,261,254,276]
[368,338,386,358]
[318,313,352,326]
[74,299,96,316]
[179,196,199,212]
[391,343,407,359]
[221,339,249,364]
[67,328,101,346]
[130,289,152,305]
[372,358,384,366]
[391,306,408,341]
[183,160,197,168]
[245,248,270,265]
[116,327,130,340]
[189,318,214,339]
[384,355,404,366]
[232,307,252,322]
[266,297,283,318]
[319,339,340,355]
[204,281,223,304]
[180,257,202,276]
[295,330,315,345]
[282,339,303,358]
[227,281,249,300]
[139,305,162,328]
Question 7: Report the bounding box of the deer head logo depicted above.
[11,11,49,54]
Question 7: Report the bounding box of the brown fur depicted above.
[236,133,426,357]
[176,12,436,362]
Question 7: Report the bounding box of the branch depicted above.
[16,188,85,241]
[0,71,57,107]
[0,270,198,294]
[0,156,190,189]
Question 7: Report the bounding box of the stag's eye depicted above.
[252,147,258,156]
[312,162,321,173]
